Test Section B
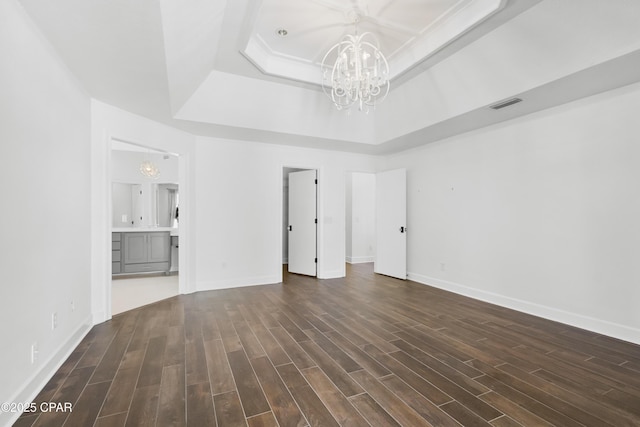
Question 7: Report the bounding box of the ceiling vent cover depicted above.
[490,98,523,110]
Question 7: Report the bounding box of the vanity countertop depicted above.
[113,227,179,236]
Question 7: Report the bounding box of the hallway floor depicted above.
[112,274,179,315]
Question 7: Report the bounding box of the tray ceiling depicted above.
[17,0,640,154]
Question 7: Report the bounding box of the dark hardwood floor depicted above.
[16,263,640,426]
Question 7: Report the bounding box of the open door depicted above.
[288,170,317,276]
[375,168,406,279]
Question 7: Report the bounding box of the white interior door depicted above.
[131,184,143,227]
[288,170,317,276]
[375,168,407,279]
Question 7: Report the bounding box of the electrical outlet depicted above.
[71,300,75,312]
[31,342,38,364]
[52,312,58,330]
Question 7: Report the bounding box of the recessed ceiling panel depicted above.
[243,0,505,85]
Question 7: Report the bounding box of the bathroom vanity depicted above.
[112,228,177,275]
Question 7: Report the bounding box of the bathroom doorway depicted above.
[110,140,180,314]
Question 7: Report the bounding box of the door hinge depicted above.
[314,179,317,184]
[314,218,317,224]
[314,258,317,263]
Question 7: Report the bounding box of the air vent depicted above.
[490,98,523,110]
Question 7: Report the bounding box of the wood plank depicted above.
[125,385,160,427]
[186,383,216,427]
[164,325,186,367]
[246,318,291,366]
[226,350,271,417]
[440,400,494,427]
[186,338,209,386]
[234,320,266,359]
[94,412,128,427]
[349,369,431,427]
[298,340,363,397]
[380,374,461,427]
[250,356,306,427]
[247,412,279,427]
[270,327,316,370]
[480,391,554,427]
[324,330,390,378]
[366,351,453,406]
[304,328,362,373]
[299,366,370,427]
[203,339,236,395]
[157,364,186,427]
[274,311,310,342]
[276,364,309,390]
[348,393,400,427]
[137,335,167,388]
[213,391,247,427]
[62,381,111,427]
[100,367,141,416]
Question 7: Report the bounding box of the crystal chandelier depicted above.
[139,159,160,179]
[321,20,389,112]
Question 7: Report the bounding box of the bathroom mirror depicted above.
[112,182,178,228]
[111,143,179,228]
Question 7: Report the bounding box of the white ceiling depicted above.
[243,0,503,84]
[18,0,640,154]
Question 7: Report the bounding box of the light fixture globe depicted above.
[321,31,390,112]
[139,160,160,179]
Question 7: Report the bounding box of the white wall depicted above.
[345,174,353,260]
[346,173,376,263]
[194,138,377,289]
[0,0,92,424]
[91,101,378,311]
[384,81,640,344]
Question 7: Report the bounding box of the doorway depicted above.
[283,167,317,277]
[345,172,376,265]
[110,140,180,314]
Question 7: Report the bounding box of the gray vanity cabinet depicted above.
[112,233,122,274]
[114,231,170,274]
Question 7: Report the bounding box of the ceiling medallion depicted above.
[321,16,389,113]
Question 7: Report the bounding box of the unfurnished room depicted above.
[2,0,640,426]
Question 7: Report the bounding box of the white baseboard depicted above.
[92,310,107,324]
[346,256,374,264]
[2,316,93,427]
[318,267,345,279]
[408,272,640,346]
